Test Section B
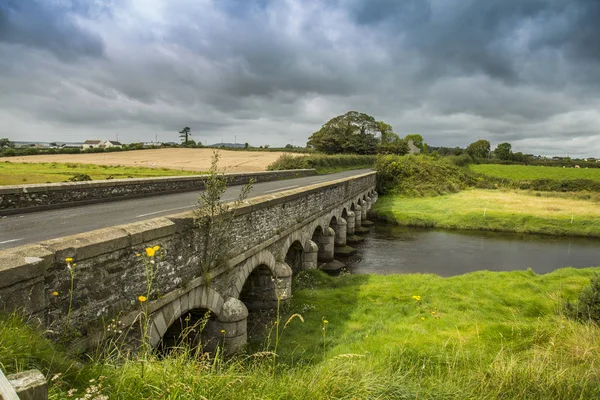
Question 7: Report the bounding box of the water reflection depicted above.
[343,224,600,276]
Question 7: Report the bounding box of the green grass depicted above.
[373,189,600,237]
[2,268,599,399]
[471,164,600,182]
[0,162,199,186]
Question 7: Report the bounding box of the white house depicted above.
[82,140,102,149]
[103,140,123,148]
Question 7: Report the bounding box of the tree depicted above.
[307,111,382,155]
[466,140,491,159]
[0,138,11,148]
[378,122,409,155]
[244,142,249,149]
[494,142,512,160]
[179,127,191,145]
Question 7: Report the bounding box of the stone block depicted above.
[6,369,47,400]
[119,217,176,246]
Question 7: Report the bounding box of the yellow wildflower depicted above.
[138,295,147,303]
[431,311,436,315]
[135,253,141,257]
[65,257,73,263]
[71,263,76,268]
[412,295,421,301]
[220,329,226,334]
[421,317,425,320]
[153,245,160,251]
[52,291,59,297]
[145,247,156,257]
[323,320,329,324]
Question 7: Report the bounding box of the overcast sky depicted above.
[1,0,599,156]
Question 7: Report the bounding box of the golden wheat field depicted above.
[2,148,294,172]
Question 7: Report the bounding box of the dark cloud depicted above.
[0,0,105,60]
[0,0,599,156]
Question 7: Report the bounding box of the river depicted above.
[343,224,600,276]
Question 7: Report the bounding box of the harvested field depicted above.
[1,148,296,173]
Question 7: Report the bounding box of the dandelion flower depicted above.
[431,311,436,315]
[136,253,141,257]
[138,295,147,303]
[421,317,425,320]
[65,257,73,263]
[52,291,59,297]
[153,245,160,251]
[71,263,76,268]
[145,247,156,257]
[220,329,226,334]
[323,320,329,324]
[412,295,421,301]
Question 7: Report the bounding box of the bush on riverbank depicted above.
[2,267,600,399]
[375,154,485,196]
[267,154,376,174]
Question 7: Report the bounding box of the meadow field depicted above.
[471,164,600,181]
[1,268,598,399]
[0,148,294,174]
[373,189,600,237]
[0,161,199,186]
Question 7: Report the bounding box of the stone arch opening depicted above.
[157,307,220,355]
[312,225,324,244]
[240,264,279,311]
[341,208,348,219]
[285,240,304,275]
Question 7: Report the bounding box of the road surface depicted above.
[0,169,372,250]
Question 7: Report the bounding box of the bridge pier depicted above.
[333,218,347,246]
[316,227,335,262]
[303,240,318,269]
[359,200,368,221]
[354,205,362,227]
[346,211,356,235]
[219,297,248,354]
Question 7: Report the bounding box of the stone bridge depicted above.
[0,172,377,353]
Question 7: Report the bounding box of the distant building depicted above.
[82,140,102,149]
[142,141,163,148]
[407,139,421,155]
[103,140,123,148]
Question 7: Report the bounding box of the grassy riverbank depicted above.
[0,162,198,185]
[373,189,600,237]
[2,268,599,399]
[471,164,600,181]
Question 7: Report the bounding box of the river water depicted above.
[343,224,600,276]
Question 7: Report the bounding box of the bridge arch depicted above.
[148,285,225,349]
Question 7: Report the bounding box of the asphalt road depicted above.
[0,169,372,251]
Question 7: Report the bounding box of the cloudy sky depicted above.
[1,0,599,156]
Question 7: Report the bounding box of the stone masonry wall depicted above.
[0,169,316,215]
[0,172,375,349]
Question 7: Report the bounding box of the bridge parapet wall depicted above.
[0,172,375,350]
[0,169,317,215]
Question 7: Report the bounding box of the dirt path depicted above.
[3,148,294,172]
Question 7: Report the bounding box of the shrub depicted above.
[267,154,376,171]
[375,154,477,196]
[2,148,16,157]
[564,273,600,325]
[67,173,92,182]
